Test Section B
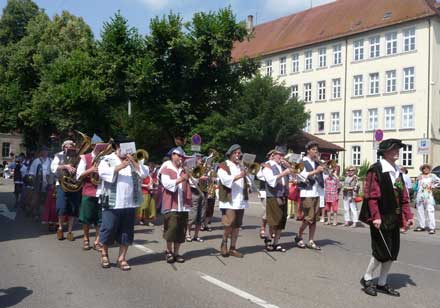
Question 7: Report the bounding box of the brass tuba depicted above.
[59,131,92,192]
[90,140,115,186]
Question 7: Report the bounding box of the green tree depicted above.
[96,12,144,137]
[0,0,39,45]
[131,8,258,148]
[193,75,309,160]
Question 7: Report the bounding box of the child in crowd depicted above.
[324,168,341,225]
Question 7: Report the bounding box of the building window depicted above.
[279,57,286,75]
[403,28,416,52]
[330,112,340,132]
[2,143,10,158]
[290,84,298,99]
[333,44,342,65]
[368,108,378,130]
[369,73,379,95]
[318,47,327,68]
[265,59,273,76]
[352,146,361,166]
[353,75,363,96]
[303,118,311,132]
[401,144,413,167]
[317,80,326,100]
[332,78,341,99]
[385,70,397,93]
[304,83,312,102]
[369,36,380,58]
[352,110,362,131]
[316,113,325,133]
[305,50,313,70]
[403,67,415,91]
[386,32,397,55]
[292,53,299,73]
[384,107,395,129]
[401,105,414,129]
[353,39,364,61]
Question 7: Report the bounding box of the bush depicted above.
[357,160,371,180]
[433,189,440,205]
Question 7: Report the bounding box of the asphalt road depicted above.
[1,180,439,308]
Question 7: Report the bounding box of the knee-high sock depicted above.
[378,261,393,286]
[364,257,380,281]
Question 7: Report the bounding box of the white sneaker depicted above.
[320,218,325,223]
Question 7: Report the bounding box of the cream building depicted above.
[0,133,26,162]
[232,0,440,177]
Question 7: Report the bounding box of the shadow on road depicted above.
[0,286,33,308]
[387,273,417,289]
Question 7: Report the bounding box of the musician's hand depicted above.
[373,219,382,229]
[87,166,99,174]
[127,154,140,170]
[316,166,324,173]
[65,165,76,174]
[116,160,130,172]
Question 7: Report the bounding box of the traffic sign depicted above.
[191,134,202,145]
[191,145,201,152]
[417,139,431,155]
[374,129,383,142]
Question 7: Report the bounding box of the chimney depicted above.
[246,15,254,33]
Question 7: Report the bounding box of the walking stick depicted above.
[378,228,393,259]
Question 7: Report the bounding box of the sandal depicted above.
[174,255,185,263]
[307,240,321,250]
[83,239,91,251]
[294,236,306,248]
[192,237,204,242]
[93,242,103,251]
[274,245,286,252]
[259,229,266,239]
[100,253,111,268]
[165,251,175,263]
[118,260,131,271]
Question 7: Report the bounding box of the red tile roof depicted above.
[232,0,440,61]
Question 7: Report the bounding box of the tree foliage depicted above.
[192,75,309,160]
[0,1,308,160]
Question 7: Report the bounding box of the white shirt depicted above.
[50,152,65,186]
[160,162,190,213]
[299,156,320,198]
[380,159,400,184]
[98,153,149,209]
[262,160,285,188]
[217,160,249,210]
[29,157,52,189]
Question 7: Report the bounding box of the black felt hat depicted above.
[377,138,405,155]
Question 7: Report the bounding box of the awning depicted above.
[286,131,345,153]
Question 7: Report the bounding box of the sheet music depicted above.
[241,153,256,165]
[120,142,136,156]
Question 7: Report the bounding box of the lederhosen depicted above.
[359,162,404,262]
[218,162,248,228]
[265,164,289,229]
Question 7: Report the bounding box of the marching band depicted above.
[13,132,416,296]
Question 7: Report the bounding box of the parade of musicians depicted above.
[1,1,440,308]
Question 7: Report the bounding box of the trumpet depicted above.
[316,159,337,174]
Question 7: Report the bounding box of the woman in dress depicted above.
[413,164,440,234]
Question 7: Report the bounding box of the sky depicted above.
[0,0,335,39]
